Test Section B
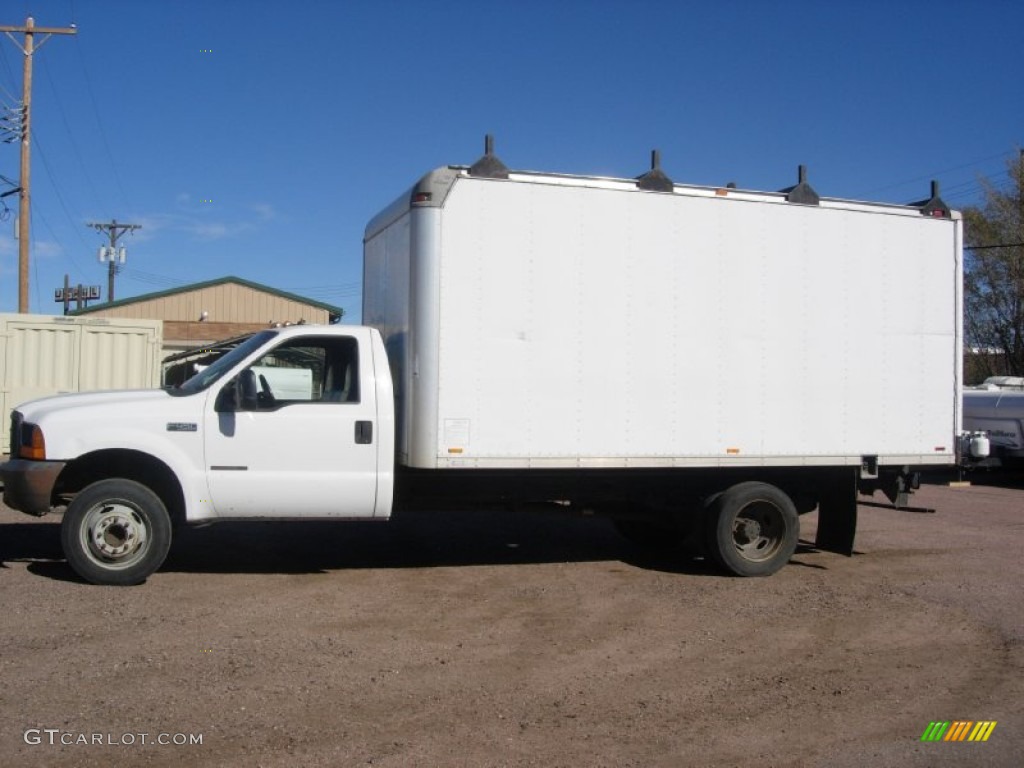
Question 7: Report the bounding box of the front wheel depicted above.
[61,479,172,586]
[704,482,799,577]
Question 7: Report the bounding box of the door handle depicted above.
[355,420,373,444]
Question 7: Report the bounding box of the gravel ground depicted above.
[0,473,1021,767]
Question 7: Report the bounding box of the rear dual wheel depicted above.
[704,482,799,577]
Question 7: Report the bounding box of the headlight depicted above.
[18,422,46,460]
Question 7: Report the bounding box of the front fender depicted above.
[54,429,212,523]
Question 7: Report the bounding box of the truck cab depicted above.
[2,325,395,585]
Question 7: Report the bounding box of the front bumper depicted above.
[1,459,66,516]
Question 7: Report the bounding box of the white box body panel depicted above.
[364,170,962,470]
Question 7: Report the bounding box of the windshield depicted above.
[175,330,277,394]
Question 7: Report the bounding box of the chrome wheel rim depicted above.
[79,500,151,570]
[731,500,785,563]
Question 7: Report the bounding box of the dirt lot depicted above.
[1,473,1022,768]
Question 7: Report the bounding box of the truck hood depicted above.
[14,389,206,460]
[15,389,177,420]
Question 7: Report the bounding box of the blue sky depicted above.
[0,0,1021,320]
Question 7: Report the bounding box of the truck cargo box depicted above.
[364,163,962,471]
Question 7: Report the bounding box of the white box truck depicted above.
[1,141,968,585]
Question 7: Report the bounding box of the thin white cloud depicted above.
[119,196,278,244]
[0,235,62,259]
[250,203,276,221]
[33,240,65,259]
[185,221,233,239]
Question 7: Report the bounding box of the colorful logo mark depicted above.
[921,721,997,742]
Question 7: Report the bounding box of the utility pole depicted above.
[88,219,140,302]
[0,17,76,313]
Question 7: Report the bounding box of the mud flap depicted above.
[815,468,857,556]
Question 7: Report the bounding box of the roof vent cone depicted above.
[636,149,675,192]
[910,180,951,218]
[780,164,820,206]
[468,134,510,179]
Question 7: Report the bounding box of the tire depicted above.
[61,479,172,586]
[704,481,798,577]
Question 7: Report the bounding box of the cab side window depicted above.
[321,338,360,403]
[246,336,359,407]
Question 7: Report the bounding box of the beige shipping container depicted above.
[0,314,163,447]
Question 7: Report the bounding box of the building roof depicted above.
[67,275,344,320]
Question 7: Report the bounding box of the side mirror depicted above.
[238,369,259,411]
[215,378,238,412]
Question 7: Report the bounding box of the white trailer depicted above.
[1,141,967,585]
[964,381,1024,462]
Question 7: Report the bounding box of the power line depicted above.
[289,282,362,290]
[853,150,1016,198]
[921,178,1004,208]
[943,171,1009,196]
[38,56,105,209]
[71,34,130,212]
[29,194,80,311]
[0,79,16,105]
[121,267,189,289]
[0,35,16,97]
[944,171,1017,206]
[31,132,91,278]
[288,283,362,298]
[32,231,40,310]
